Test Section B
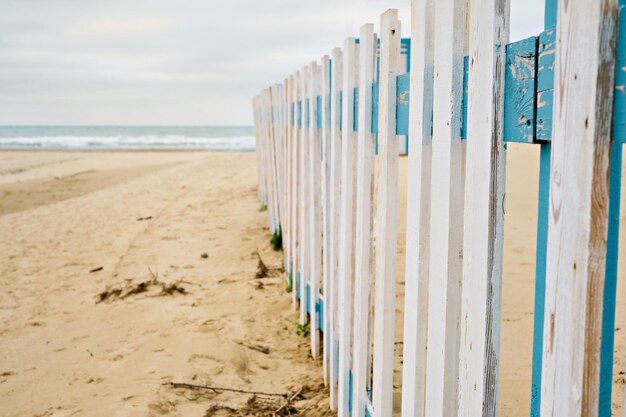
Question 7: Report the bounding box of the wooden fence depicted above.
[252,0,626,416]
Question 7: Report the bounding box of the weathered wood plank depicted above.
[503,36,537,143]
[351,22,377,417]
[457,0,509,415]
[400,0,434,416]
[372,9,401,417]
[614,0,626,143]
[320,54,332,386]
[292,72,301,311]
[299,68,310,326]
[328,47,343,411]
[424,0,467,415]
[535,29,555,142]
[337,37,358,417]
[308,61,322,359]
[540,0,619,415]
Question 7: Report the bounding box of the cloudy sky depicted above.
[0,0,544,126]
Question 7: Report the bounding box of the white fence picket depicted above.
[308,61,322,358]
[328,46,343,411]
[371,9,401,417]
[292,71,301,311]
[457,0,509,415]
[351,22,377,417]
[284,77,291,275]
[540,1,619,415]
[299,68,310,325]
[337,37,359,417]
[424,0,468,415]
[400,0,434,416]
[320,54,332,385]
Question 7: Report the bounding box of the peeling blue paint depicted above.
[504,36,538,143]
[535,30,555,142]
[461,56,469,140]
[354,87,359,132]
[396,73,410,136]
[317,95,322,129]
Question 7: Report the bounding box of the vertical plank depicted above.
[599,141,622,416]
[337,37,359,417]
[598,2,625,414]
[424,0,467,414]
[308,61,322,358]
[299,68,310,325]
[372,9,401,417]
[400,0,434,415]
[321,54,332,385]
[262,89,275,231]
[270,84,283,232]
[540,0,619,415]
[284,77,291,275]
[457,0,509,415]
[351,22,377,417]
[531,3,555,413]
[329,46,343,411]
[292,71,301,311]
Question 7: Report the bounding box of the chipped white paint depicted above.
[540,1,618,416]
[337,36,359,417]
[328,46,343,411]
[320,54,332,385]
[372,9,401,417]
[458,0,509,415]
[351,22,377,417]
[308,62,322,359]
[400,0,434,416]
[292,71,301,311]
[299,67,310,326]
[424,0,467,415]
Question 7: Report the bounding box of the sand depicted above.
[0,148,623,416]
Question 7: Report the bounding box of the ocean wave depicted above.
[0,135,256,151]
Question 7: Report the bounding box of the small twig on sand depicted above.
[235,340,270,355]
[274,387,304,414]
[165,382,288,398]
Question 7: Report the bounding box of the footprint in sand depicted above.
[198,319,218,333]
[187,354,224,375]
[85,377,104,384]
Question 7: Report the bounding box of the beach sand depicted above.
[0,148,623,416]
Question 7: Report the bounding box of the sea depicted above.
[0,126,256,151]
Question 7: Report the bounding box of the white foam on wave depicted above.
[0,135,257,151]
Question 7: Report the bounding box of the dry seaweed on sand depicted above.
[169,382,332,417]
[204,394,299,417]
[252,251,269,278]
[95,267,187,304]
[251,250,283,279]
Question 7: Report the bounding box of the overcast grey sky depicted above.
[0,0,544,126]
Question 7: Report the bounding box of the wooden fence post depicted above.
[338,37,359,417]
[424,0,467,415]
[321,54,332,385]
[351,22,377,417]
[299,67,310,325]
[457,0,509,414]
[372,9,401,417]
[329,46,344,411]
[540,0,619,415]
[292,71,301,311]
[308,61,322,358]
[400,0,434,415]
[284,77,291,275]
